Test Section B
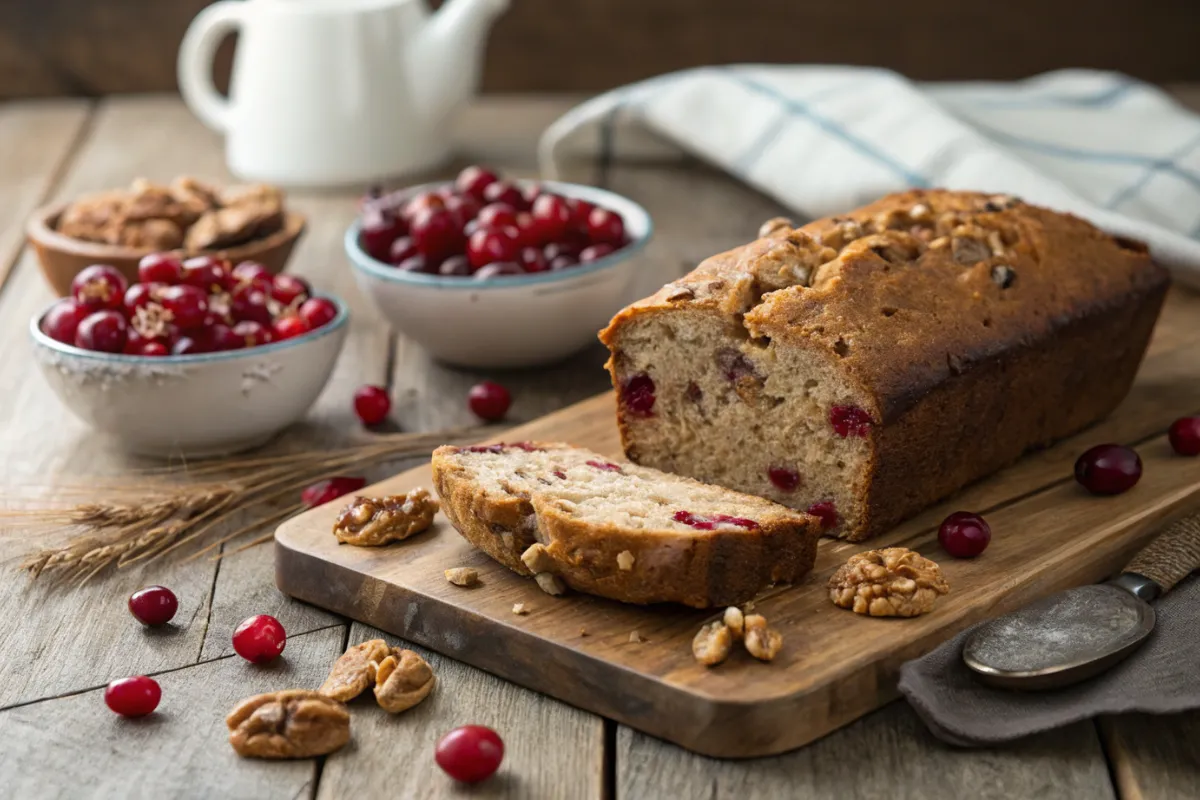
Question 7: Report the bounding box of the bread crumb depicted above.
[616,550,635,571]
[534,572,565,596]
[444,567,479,587]
[512,603,529,616]
[629,631,646,644]
[579,627,588,637]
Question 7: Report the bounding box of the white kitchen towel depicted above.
[538,66,1200,285]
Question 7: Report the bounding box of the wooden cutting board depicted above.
[275,295,1200,758]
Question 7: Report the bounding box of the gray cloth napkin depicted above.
[898,575,1200,746]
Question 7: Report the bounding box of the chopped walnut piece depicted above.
[534,572,566,596]
[909,203,933,223]
[512,603,529,615]
[629,631,646,644]
[828,547,949,617]
[616,550,635,571]
[692,621,733,666]
[374,649,436,713]
[757,216,795,238]
[743,614,783,662]
[951,233,992,265]
[227,690,350,760]
[662,284,696,303]
[520,542,555,574]
[723,606,745,639]
[444,567,479,587]
[333,488,438,546]
[319,639,391,702]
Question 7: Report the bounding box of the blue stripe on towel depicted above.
[963,82,1136,109]
[1105,131,1200,210]
[726,70,931,187]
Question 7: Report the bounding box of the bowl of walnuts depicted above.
[27,176,306,296]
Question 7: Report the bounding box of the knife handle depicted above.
[1124,514,1200,594]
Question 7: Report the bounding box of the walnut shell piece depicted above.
[319,639,391,702]
[227,690,350,759]
[743,614,783,662]
[828,547,950,617]
[444,567,479,587]
[374,649,436,713]
[333,488,439,546]
[692,621,733,666]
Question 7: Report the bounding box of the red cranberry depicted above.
[673,510,759,531]
[158,284,208,329]
[231,614,287,663]
[232,320,273,348]
[435,725,504,784]
[467,226,521,269]
[122,282,164,317]
[104,676,161,717]
[71,265,128,311]
[395,255,432,273]
[301,476,367,507]
[138,341,169,356]
[128,585,179,626]
[171,336,209,355]
[231,286,274,326]
[403,191,446,220]
[580,243,616,263]
[530,194,573,243]
[354,385,391,426]
[231,260,274,290]
[75,310,128,353]
[806,501,838,530]
[444,193,482,227]
[548,255,578,271]
[299,297,338,329]
[521,182,544,207]
[587,208,626,244]
[272,315,310,341]
[1168,416,1200,456]
[1074,444,1142,495]
[621,373,655,417]
[518,247,548,273]
[829,405,873,438]
[360,208,403,261]
[389,235,419,265]
[568,198,595,230]
[455,165,499,201]
[204,323,243,352]
[768,466,800,492]
[474,262,524,279]
[41,298,90,344]
[483,180,525,210]
[586,460,622,472]
[271,274,311,306]
[514,212,539,247]
[137,253,182,285]
[411,208,465,261]
[439,255,473,277]
[477,203,519,230]
[181,256,229,293]
[938,511,992,558]
[468,381,511,421]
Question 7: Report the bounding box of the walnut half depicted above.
[227,690,350,759]
[319,639,390,702]
[828,547,949,617]
[334,488,438,546]
[692,621,733,666]
[374,649,436,713]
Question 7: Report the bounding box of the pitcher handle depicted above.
[177,1,243,133]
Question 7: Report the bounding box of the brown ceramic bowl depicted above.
[26,203,306,296]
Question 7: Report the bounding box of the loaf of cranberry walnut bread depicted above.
[599,190,1169,543]
[431,442,820,607]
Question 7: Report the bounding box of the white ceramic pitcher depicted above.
[178,0,508,186]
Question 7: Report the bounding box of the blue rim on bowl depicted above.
[29,294,350,363]
[345,179,654,290]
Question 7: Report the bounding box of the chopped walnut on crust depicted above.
[616,550,635,571]
[444,567,479,587]
[692,621,733,666]
[743,614,783,662]
[828,547,949,617]
[227,690,350,759]
[319,639,391,702]
[757,216,795,238]
[520,543,555,573]
[333,488,438,546]
[374,649,436,713]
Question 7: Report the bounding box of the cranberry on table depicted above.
[158,284,209,329]
[104,676,161,717]
[128,585,179,626]
[468,381,512,421]
[938,511,992,558]
[75,310,129,353]
[467,226,521,269]
[455,165,499,201]
[272,315,310,341]
[72,264,128,311]
[586,207,626,244]
[137,253,182,285]
[41,298,90,344]
[232,614,287,664]
[1074,444,1142,495]
[302,476,367,507]
[1168,416,1200,456]
[354,384,391,426]
[435,725,505,784]
[298,297,338,329]
[473,262,524,279]
[271,274,311,306]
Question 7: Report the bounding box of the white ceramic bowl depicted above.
[345,180,652,368]
[30,297,350,458]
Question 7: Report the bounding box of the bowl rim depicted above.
[345,179,653,290]
[30,293,350,365]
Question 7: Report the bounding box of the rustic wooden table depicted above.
[2,92,1199,799]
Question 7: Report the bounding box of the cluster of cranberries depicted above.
[42,255,338,356]
[359,165,629,279]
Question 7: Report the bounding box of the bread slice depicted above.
[431,442,820,608]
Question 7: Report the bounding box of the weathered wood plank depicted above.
[0,625,343,799]
[618,703,1115,800]
[1100,713,1200,799]
[315,622,604,800]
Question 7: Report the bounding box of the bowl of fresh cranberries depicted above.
[345,165,652,367]
[30,255,348,457]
